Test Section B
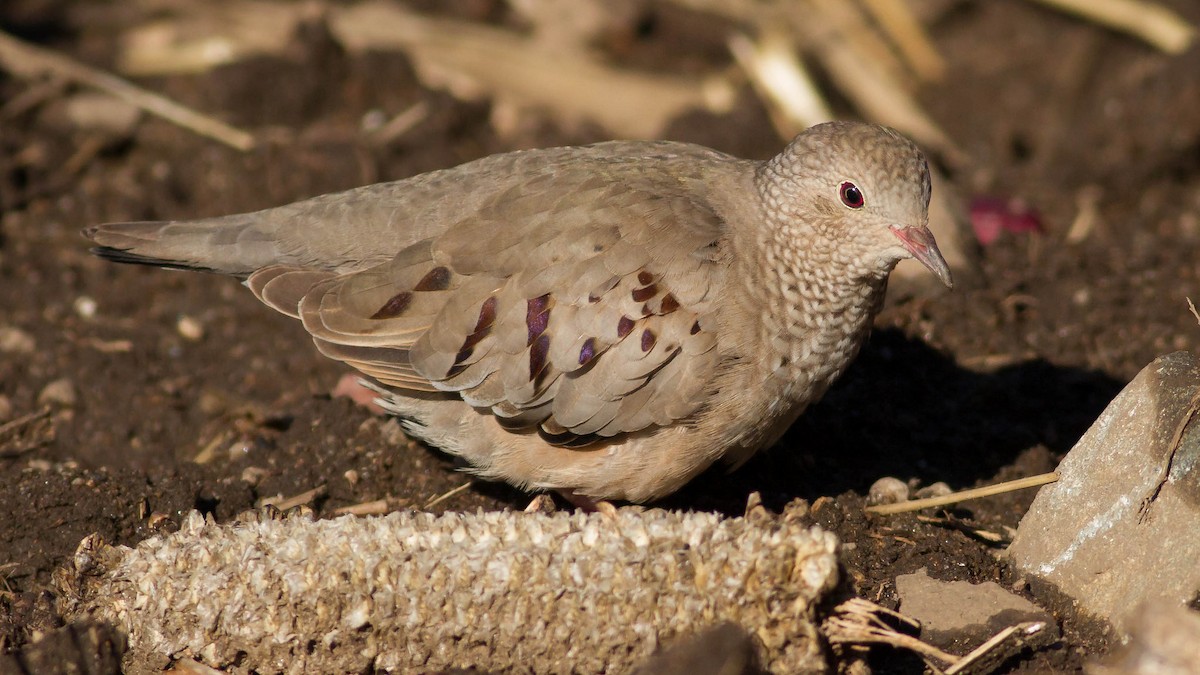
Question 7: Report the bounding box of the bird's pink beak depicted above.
[889,225,953,288]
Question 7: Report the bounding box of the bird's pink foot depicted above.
[331,374,387,416]
[557,490,618,516]
[523,493,558,514]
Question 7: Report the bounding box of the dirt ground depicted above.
[2,1,1200,673]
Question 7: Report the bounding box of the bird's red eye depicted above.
[839,182,865,209]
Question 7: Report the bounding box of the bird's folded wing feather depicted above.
[249,158,730,445]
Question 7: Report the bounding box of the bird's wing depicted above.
[85,141,737,277]
[251,164,730,444]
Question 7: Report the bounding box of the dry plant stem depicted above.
[333,499,392,516]
[664,0,964,163]
[370,100,430,145]
[858,0,946,80]
[825,599,960,666]
[328,1,733,139]
[728,31,833,136]
[0,407,52,441]
[1026,0,1195,54]
[0,29,255,151]
[804,23,965,165]
[261,485,326,511]
[866,472,1059,515]
[422,480,474,509]
[804,0,910,86]
[944,622,1050,675]
[1188,298,1200,326]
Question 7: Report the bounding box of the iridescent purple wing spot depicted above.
[526,294,551,345]
[529,333,551,382]
[578,338,597,366]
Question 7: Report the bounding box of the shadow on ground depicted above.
[663,328,1125,514]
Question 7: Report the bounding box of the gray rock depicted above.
[895,568,1056,650]
[1088,603,1200,675]
[1008,351,1200,635]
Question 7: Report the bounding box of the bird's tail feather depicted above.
[83,217,278,278]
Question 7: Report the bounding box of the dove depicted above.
[85,121,951,503]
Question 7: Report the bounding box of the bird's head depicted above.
[758,121,953,289]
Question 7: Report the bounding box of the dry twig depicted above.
[0,407,54,458]
[0,29,254,150]
[1025,0,1195,54]
[944,621,1052,675]
[728,30,833,136]
[859,0,946,81]
[866,472,1058,515]
[333,498,392,516]
[330,2,735,139]
[422,480,474,509]
[261,485,327,511]
[824,598,960,668]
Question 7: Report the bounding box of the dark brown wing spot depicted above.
[469,297,497,337]
[617,316,635,338]
[690,320,701,335]
[370,291,412,320]
[449,297,498,376]
[640,329,656,352]
[637,270,654,285]
[526,294,551,345]
[660,293,680,314]
[631,283,657,302]
[413,266,451,291]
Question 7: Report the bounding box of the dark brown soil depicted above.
[3,1,1199,672]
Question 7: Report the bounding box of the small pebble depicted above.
[74,296,98,319]
[0,394,12,421]
[360,108,387,132]
[177,315,205,341]
[379,418,408,446]
[343,469,360,486]
[0,326,36,354]
[915,481,953,499]
[241,466,270,486]
[63,92,141,137]
[38,378,78,407]
[867,476,910,506]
